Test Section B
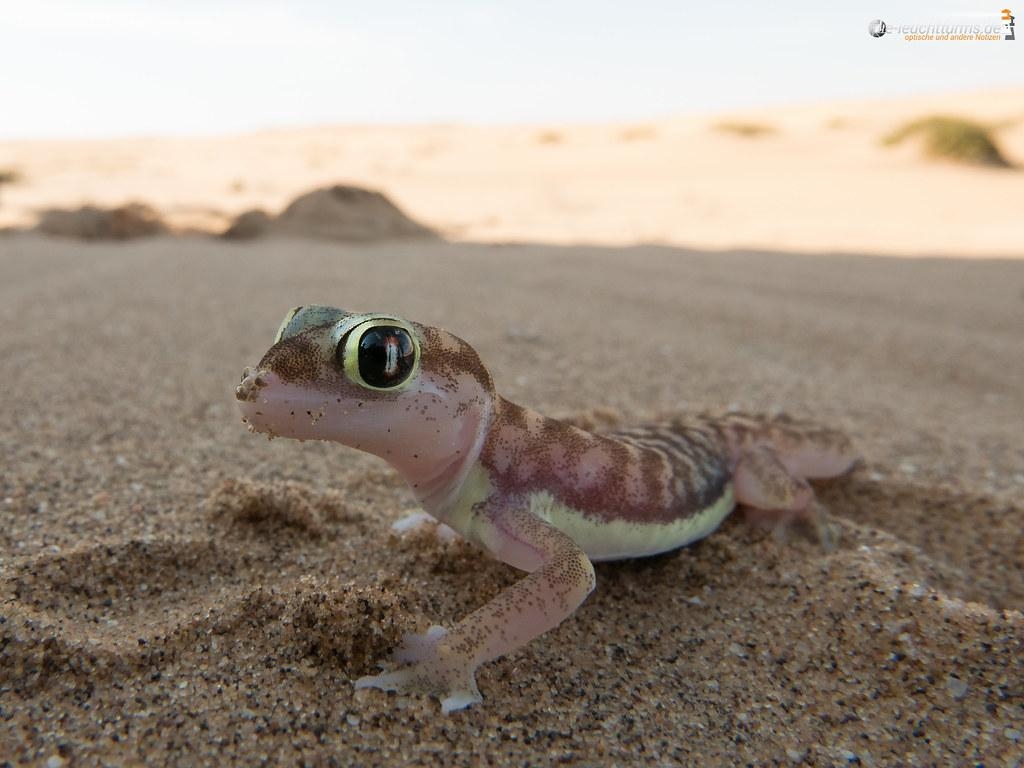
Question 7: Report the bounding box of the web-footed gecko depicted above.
[235,306,857,713]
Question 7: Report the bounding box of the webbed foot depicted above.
[355,625,483,713]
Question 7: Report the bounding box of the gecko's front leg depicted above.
[355,501,596,713]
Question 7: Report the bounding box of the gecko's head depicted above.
[236,306,495,493]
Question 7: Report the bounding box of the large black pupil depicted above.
[357,326,415,387]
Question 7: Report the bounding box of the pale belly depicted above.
[528,483,736,562]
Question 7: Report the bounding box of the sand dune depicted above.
[1,236,1021,764]
[2,88,1023,255]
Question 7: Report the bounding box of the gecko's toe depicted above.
[354,669,409,693]
[810,502,841,551]
[394,625,448,664]
[390,511,435,533]
[441,687,483,714]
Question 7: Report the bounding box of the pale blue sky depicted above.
[0,0,1019,139]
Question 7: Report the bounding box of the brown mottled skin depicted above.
[479,399,733,525]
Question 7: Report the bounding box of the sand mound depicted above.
[221,208,272,240]
[206,477,356,535]
[220,186,437,242]
[36,202,167,240]
[271,184,436,241]
[0,538,407,694]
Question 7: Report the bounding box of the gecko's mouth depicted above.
[234,367,352,442]
[236,367,283,437]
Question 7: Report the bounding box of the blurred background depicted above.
[0,0,1021,254]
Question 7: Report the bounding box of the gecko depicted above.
[235,306,858,713]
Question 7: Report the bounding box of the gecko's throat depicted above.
[234,364,489,507]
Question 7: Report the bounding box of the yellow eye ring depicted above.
[339,318,421,391]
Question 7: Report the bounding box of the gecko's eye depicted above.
[357,326,416,387]
[338,319,420,390]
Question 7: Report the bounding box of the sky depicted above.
[0,0,1020,139]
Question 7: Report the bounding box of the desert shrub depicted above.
[536,130,563,145]
[882,116,1010,167]
[37,203,167,240]
[619,125,657,142]
[0,169,22,207]
[713,121,776,138]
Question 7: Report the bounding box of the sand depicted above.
[3,88,1024,256]
[0,233,1021,766]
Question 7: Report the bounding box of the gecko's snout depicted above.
[235,367,269,403]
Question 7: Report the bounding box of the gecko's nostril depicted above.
[235,368,268,402]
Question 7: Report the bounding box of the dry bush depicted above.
[882,116,1010,167]
[713,121,776,138]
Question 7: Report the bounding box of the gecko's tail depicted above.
[709,411,860,479]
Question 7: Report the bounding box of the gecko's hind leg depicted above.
[733,445,838,550]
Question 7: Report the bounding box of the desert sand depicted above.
[1,89,1023,766]
[1,236,1021,765]
[2,88,1024,256]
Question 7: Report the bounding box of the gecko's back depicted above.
[476,402,856,561]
